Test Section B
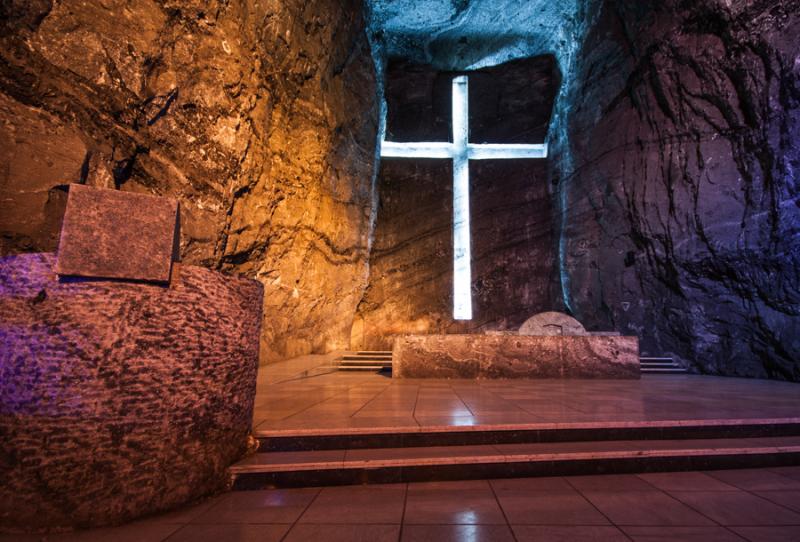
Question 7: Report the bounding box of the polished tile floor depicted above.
[9,358,799,540]
[253,356,800,432]
[7,469,800,541]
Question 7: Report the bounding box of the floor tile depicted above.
[489,477,574,492]
[495,489,609,525]
[637,472,739,492]
[567,474,659,492]
[669,491,800,525]
[193,488,319,524]
[753,491,800,513]
[403,481,506,525]
[41,520,181,542]
[165,524,289,542]
[728,526,800,542]
[284,523,400,542]
[706,469,800,491]
[580,490,715,526]
[298,484,406,524]
[512,525,629,541]
[401,524,514,542]
[768,466,800,481]
[620,525,745,541]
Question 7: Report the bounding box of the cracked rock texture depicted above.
[0,253,263,530]
[0,0,378,362]
[560,0,800,379]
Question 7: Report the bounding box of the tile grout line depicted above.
[563,477,635,541]
[410,384,423,428]
[158,522,190,542]
[279,487,323,542]
[486,479,518,542]
[397,483,409,542]
[275,384,369,423]
[632,471,751,540]
[346,384,390,419]
[449,383,477,417]
[701,470,800,517]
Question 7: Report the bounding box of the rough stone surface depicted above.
[558,1,800,379]
[0,253,263,531]
[392,334,640,379]
[55,184,178,282]
[519,311,587,336]
[353,57,560,350]
[0,0,379,362]
[368,0,800,381]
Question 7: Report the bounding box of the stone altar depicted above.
[0,186,263,531]
[393,312,639,379]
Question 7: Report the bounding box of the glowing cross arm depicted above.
[468,143,548,160]
[380,141,455,159]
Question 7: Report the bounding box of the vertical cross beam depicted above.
[451,76,472,320]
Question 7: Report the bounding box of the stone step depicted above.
[253,418,800,452]
[336,351,393,371]
[341,355,393,361]
[639,356,687,374]
[230,435,800,489]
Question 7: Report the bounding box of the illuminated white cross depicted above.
[381,75,548,320]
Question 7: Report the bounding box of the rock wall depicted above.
[0,0,378,362]
[354,58,560,349]
[559,0,800,379]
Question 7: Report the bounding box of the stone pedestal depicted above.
[0,253,263,531]
[393,334,640,379]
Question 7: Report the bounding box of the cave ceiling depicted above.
[366,0,581,70]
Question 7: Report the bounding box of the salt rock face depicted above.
[354,57,561,350]
[0,0,379,362]
[557,0,800,379]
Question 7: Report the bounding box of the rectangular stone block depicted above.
[393,334,640,379]
[55,184,179,282]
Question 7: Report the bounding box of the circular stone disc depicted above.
[518,311,587,336]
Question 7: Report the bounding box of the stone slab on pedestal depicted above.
[393,334,640,379]
[55,184,179,282]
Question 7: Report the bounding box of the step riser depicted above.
[342,356,393,360]
[232,450,800,490]
[337,367,391,371]
[257,422,800,452]
[340,364,392,367]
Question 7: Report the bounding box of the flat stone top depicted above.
[55,184,178,282]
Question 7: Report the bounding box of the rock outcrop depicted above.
[0,253,263,530]
[559,0,800,379]
[0,0,379,361]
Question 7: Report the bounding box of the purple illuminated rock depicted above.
[55,184,178,282]
[0,253,262,531]
[393,334,640,379]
